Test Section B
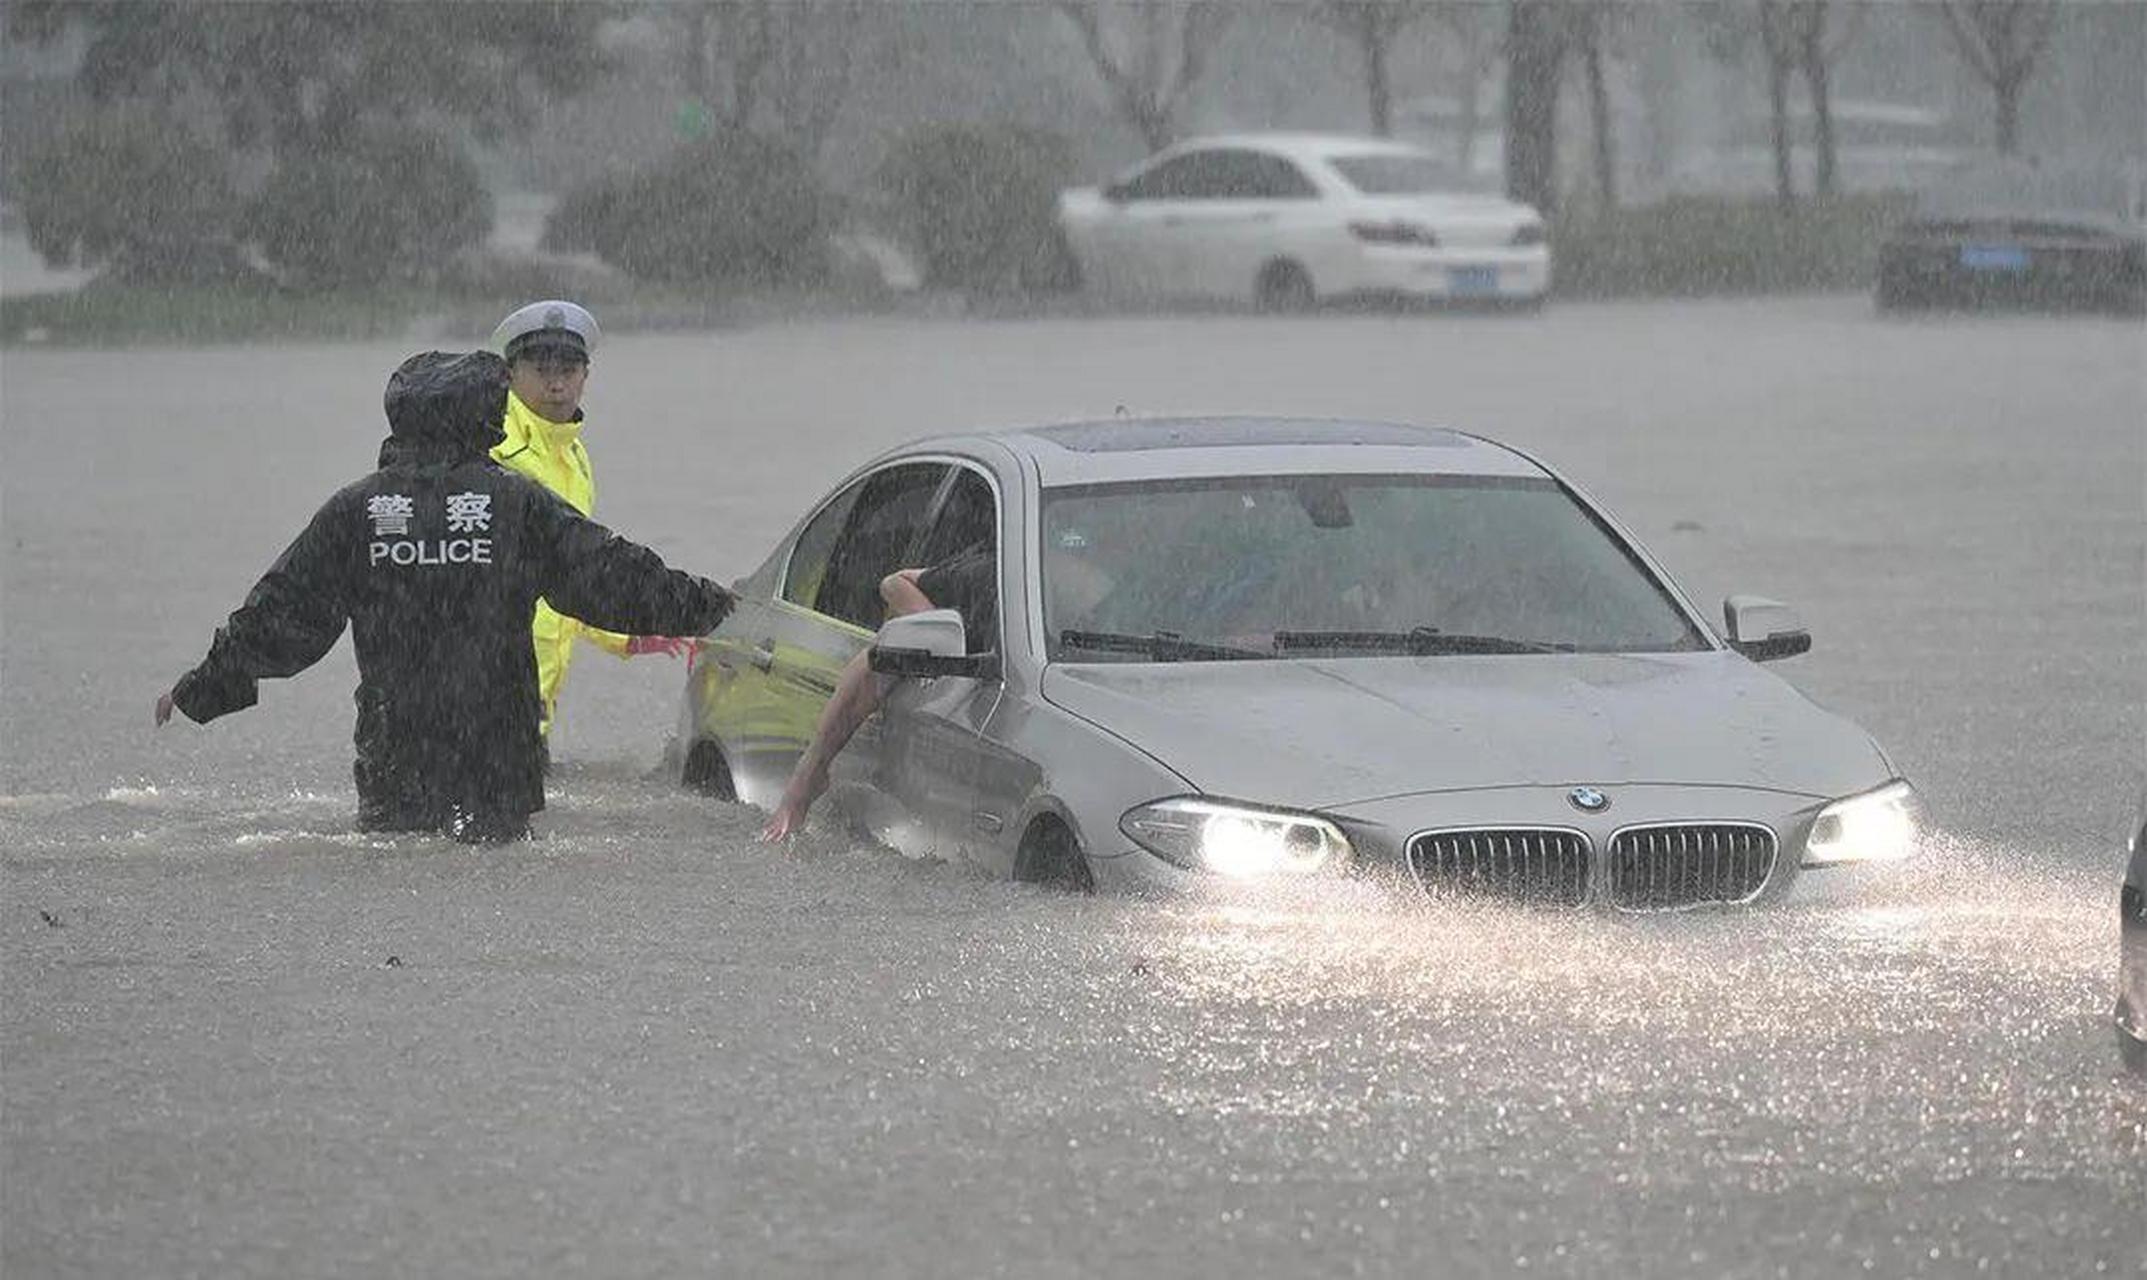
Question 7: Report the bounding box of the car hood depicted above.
[1039,652,1890,811]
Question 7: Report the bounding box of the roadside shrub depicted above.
[16,106,242,282]
[878,124,1079,293]
[546,132,832,287]
[249,128,492,285]
[1551,193,1912,297]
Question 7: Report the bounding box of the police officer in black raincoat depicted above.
[155,350,732,841]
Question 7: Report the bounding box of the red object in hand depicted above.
[624,635,691,659]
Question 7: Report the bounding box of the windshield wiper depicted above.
[1272,627,1570,656]
[1058,630,1267,662]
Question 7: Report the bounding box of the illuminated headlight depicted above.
[1802,780,1920,866]
[1120,797,1351,877]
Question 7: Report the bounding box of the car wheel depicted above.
[1255,259,1316,313]
[681,740,737,801]
[1015,816,1095,892]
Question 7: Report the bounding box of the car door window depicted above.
[1210,150,1319,200]
[912,467,1000,655]
[915,467,996,565]
[1249,153,1319,199]
[1119,151,1215,201]
[781,479,866,610]
[812,462,948,628]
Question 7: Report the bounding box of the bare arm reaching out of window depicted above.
[756,569,935,843]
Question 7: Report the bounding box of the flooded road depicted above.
[5,297,2143,1275]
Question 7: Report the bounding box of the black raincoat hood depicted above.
[379,350,509,467]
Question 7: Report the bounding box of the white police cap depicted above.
[491,299,600,360]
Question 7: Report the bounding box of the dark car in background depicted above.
[2121,796,2146,1074]
[1876,158,2146,314]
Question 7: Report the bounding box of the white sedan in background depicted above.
[1057,132,1551,310]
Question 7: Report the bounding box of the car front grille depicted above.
[1407,828,1590,907]
[1605,823,1776,910]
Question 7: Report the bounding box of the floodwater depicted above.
[4,298,2144,1276]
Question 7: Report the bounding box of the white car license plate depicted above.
[1449,265,1500,296]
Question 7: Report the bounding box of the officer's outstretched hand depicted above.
[624,636,691,659]
[154,689,176,727]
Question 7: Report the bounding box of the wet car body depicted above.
[676,417,1915,904]
[2120,797,2147,1072]
[1876,159,2147,314]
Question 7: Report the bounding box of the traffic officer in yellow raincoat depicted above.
[489,301,688,745]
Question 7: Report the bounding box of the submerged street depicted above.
[4,297,2143,1275]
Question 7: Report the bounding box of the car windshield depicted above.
[1040,475,1709,663]
[1326,153,1497,196]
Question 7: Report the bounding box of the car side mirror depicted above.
[1723,594,1812,662]
[869,608,998,679]
[1103,181,1132,204]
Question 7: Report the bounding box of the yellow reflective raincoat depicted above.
[491,390,631,732]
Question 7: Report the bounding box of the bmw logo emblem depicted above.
[1568,786,1610,813]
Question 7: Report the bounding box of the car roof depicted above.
[907,417,1554,487]
[1165,132,1435,163]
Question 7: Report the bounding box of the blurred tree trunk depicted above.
[1580,37,1612,208]
[1568,4,1616,210]
[1701,2,1859,207]
[1362,14,1394,137]
[672,0,875,160]
[1793,2,1862,197]
[678,1,774,133]
[1800,21,1835,195]
[723,7,774,132]
[681,5,715,120]
[1756,0,1800,207]
[1938,0,2060,154]
[764,3,878,162]
[1693,0,1858,206]
[1437,5,1502,175]
[1503,0,1567,215]
[1311,2,1434,138]
[1055,1,1233,151]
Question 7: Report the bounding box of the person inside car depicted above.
[757,543,995,843]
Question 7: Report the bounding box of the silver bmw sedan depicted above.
[675,417,1918,904]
